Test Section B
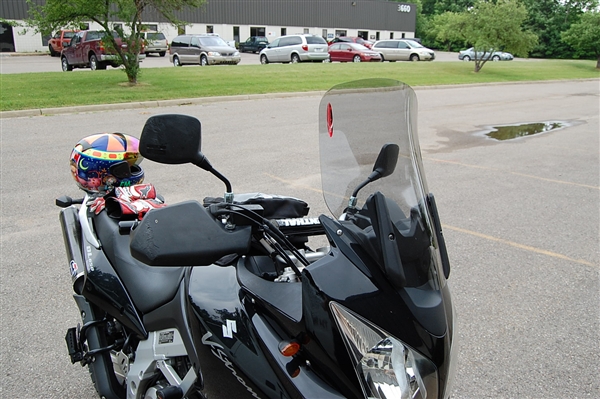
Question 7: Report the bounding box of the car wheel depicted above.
[379,54,385,62]
[410,54,420,62]
[353,55,361,63]
[462,55,471,61]
[200,55,208,66]
[61,56,73,72]
[89,54,99,70]
[291,53,300,64]
[492,55,500,61]
[173,55,181,67]
[260,54,269,64]
[159,51,166,57]
[49,44,57,57]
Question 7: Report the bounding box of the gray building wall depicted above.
[2,0,416,32]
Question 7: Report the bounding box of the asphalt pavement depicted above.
[0,80,598,398]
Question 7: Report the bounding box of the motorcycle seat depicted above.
[93,210,185,314]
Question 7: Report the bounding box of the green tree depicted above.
[521,0,598,58]
[428,11,469,51]
[562,11,600,68]
[460,0,538,72]
[26,0,205,84]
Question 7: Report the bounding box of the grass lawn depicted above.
[1,59,598,111]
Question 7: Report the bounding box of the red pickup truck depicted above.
[48,30,79,56]
[60,30,145,71]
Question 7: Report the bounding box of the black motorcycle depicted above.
[57,79,457,399]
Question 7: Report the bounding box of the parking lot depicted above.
[0,50,461,74]
[0,78,598,398]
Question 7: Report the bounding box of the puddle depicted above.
[482,121,569,141]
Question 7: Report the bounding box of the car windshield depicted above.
[198,36,227,46]
[64,32,77,38]
[405,40,423,48]
[349,43,369,51]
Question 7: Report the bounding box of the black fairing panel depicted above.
[187,265,282,398]
[301,215,452,397]
[81,243,147,338]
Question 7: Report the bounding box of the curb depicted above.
[1,78,598,119]
[0,91,327,119]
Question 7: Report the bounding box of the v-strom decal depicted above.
[201,331,262,399]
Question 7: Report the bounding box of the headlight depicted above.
[207,51,221,57]
[233,51,240,56]
[330,302,438,399]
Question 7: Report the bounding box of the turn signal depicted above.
[278,340,300,357]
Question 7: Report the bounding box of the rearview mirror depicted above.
[139,114,201,164]
[372,143,399,179]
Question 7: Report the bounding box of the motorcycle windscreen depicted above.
[319,79,429,221]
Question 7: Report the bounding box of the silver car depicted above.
[458,47,513,61]
[372,39,435,62]
[169,34,241,66]
[259,34,329,64]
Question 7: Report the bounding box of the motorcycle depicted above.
[56,79,457,399]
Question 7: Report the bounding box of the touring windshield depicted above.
[318,79,430,222]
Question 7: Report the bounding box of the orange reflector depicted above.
[279,341,300,357]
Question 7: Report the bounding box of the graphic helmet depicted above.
[70,133,144,193]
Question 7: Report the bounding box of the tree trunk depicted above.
[596,55,600,69]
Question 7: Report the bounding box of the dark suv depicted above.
[239,36,269,53]
[169,34,241,66]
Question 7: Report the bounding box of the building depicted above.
[1,0,417,53]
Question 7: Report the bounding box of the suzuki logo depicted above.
[222,319,237,339]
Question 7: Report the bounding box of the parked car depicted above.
[141,31,168,57]
[259,34,329,64]
[169,34,241,66]
[239,36,269,53]
[48,30,79,56]
[329,36,373,49]
[60,30,145,71]
[328,42,381,62]
[458,47,513,61]
[372,39,435,62]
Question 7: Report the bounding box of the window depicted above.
[144,24,158,32]
[280,36,302,46]
[306,36,326,44]
[390,32,394,39]
[281,28,287,36]
[233,26,239,43]
[376,41,398,49]
[303,28,309,34]
[335,30,347,37]
[270,38,280,47]
[398,41,409,49]
[171,36,190,48]
[146,32,165,41]
[251,27,266,36]
[206,25,214,33]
